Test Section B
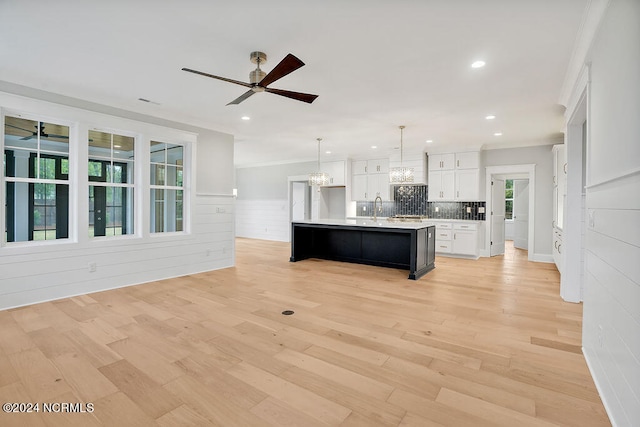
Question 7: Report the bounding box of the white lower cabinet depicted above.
[435,222,479,258]
[435,223,452,253]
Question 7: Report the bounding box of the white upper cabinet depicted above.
[320,160,346,186]
[455,152,480,169]
[428,153,455,170]
[427,151,481,201]
[351,174,368,200]
[350,159,391,200]
[352,160,367,175]
[367,158,389,174]
[428,170,455,200]
[455,169,479,200]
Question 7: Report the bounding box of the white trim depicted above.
[565,65,590,122]
[195,193,235,197]
[583,348,616,427]
[586,167,640,190]
[562,83,589,303]
[485,165,536,261]
[532,253,554,263]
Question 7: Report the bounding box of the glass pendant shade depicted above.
[389,166,415,183]
[309,172,330,186]
[309,137,329,186]
[389,125,414,184]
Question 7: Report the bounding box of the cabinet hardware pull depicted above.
[558,244,562,254]
[554,241,558,249]
[457,160,459,167]
[564,163,567,174]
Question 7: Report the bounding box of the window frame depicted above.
[149,139,187,235]
[87,128,137,239]
[3,113,73,246]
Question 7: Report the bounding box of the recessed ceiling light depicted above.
[241,116,250,121]
[485,115,496,120]
[325,150,331,154]
[471,60,486,68]
[426,139,433,143]
[371,145,377,149]
[494,132,503,136]
[114,145,121,148]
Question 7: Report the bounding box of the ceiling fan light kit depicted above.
[182,51,318,105]
[389,125,415,184]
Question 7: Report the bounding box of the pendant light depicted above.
[389,125,414,184]
[308,137,330,186]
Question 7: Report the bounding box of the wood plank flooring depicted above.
[0,239,610,426]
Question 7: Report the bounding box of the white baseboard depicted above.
[532,253,554,263]
[583,348,616,427]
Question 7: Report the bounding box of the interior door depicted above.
[291,181,308,221]
[491,178,505,256]
[513,179,529,250]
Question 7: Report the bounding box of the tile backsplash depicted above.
[355,184,485,221]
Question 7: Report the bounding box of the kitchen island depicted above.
[290,219,435,280]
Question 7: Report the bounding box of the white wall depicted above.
[578,1,640,425]
[0,85,235,310]
[235,162,315,241]
[235,199,289,242]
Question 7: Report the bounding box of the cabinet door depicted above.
[440,153,455,170]
[428,153,455,170]
[352,160,367,175]
[428,171,442,200]
[321,161,345,186]
[455,152,479,169]
[452,230,477,255]
[455,169,479,200]
[368,158,389,174]
[441,170,455,199]
[428,170,454,200]
[368,173,390,200]
[352,174,368,200]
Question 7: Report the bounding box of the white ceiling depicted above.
[0,0,586,167]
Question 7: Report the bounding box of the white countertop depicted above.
[293,218,435,230]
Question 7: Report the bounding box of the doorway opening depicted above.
[485,165,536,261]
[287,175,312,241]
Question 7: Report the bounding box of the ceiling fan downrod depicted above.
[249,51,267,84]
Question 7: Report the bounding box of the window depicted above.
[505,179,513,220]
[149,141,184,233]
[4,116,70,242]
[88,130,135,237]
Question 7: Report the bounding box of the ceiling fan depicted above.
[182,51,318,105]
[5,122,68,140]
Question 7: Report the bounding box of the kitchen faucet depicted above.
[373,195,383,221]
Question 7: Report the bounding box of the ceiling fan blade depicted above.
[226,90,256,106]
[258,53,305,88]
[264,87,318,104]
[5,123,33,134]
[182,68,252,88]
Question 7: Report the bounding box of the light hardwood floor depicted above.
[0,239,610,426]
